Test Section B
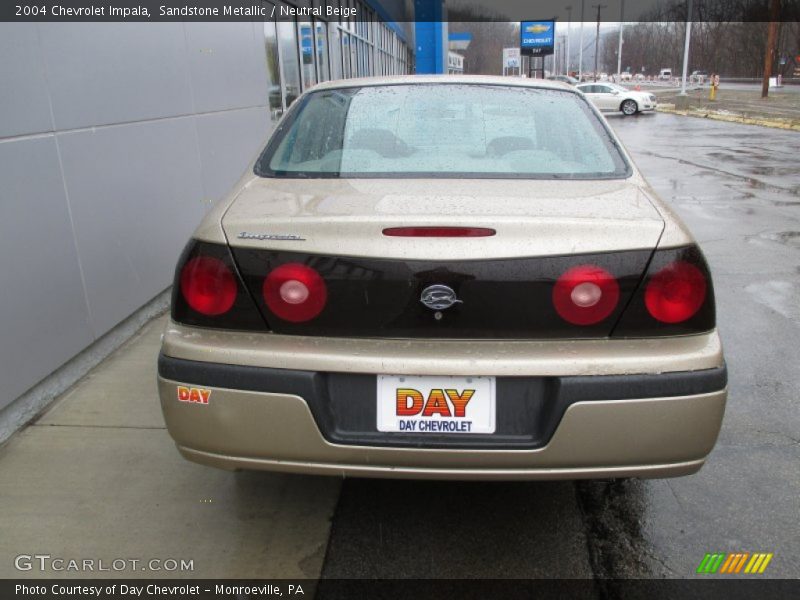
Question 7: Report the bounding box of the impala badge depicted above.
[237,231,306,241]
[420,284,463,311]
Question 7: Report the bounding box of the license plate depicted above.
[376,375,496,434]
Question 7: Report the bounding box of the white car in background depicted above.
[576,82,657,116]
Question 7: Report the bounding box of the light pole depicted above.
[679,0,693,96]
[616,0,625,81]
[578,0,585,80]
[565,5,572,76]
[593,4,606,82]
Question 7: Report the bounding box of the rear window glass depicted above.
[255,84,630,179]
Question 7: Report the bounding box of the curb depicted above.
[656,106,800,131]
[0,289,170,446]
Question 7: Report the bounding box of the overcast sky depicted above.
[449,0,668,23]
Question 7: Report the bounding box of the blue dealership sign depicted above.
[520,20,555,56]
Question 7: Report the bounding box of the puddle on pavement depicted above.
[745,178,767,189]
[575,478,661,578]
[747,166,798,177]
[751,231,800,249]
[744,280,799,320]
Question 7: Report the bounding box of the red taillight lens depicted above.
[179,256,237,316]
[263,263,327,323]
[553,265,620,325]
[382,227,496,237]
[645,261,707,323]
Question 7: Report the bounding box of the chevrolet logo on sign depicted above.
[525,24,551,33]
[520,20,555,56]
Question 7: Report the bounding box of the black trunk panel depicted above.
[230,248,653,339]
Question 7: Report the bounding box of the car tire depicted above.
[621,99,638,116]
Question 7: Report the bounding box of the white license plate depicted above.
[376,375,496,434]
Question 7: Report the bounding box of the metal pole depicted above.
[593,4,605,82]
[578,0,585,80]
[566,6,572,76]
[616,0,624,81]
[679,0,693,95]
[553,26,558,76]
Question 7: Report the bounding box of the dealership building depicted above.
[0,1,454,439]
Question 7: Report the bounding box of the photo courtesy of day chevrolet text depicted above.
[14,583,305,597]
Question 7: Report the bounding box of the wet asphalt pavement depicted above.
[320,114,800,581]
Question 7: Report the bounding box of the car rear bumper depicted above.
[157,322,727,480]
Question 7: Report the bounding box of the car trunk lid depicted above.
[221,177,664,260]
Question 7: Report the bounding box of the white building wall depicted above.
[0,22,271,412]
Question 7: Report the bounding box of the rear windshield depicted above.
[255,84,630,179]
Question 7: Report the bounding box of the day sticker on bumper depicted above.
[177,386,211,405]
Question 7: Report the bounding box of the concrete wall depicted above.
[0,23,271,412]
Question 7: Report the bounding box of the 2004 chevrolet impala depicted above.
[157,76,727,480]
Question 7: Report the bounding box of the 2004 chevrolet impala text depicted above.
[157,76,727,480]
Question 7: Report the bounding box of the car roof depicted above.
[310,75,576,93]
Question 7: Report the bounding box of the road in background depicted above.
[581,114,800,578]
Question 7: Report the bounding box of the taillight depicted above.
[179,256,237,316]
[553,264,620,325]
[263,263,327,323]
[645,261,707,323]
[612,245,715,337]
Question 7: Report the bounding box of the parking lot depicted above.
[1,113,798,583]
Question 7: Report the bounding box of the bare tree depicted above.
[448,9,520,75]
[448,0,800,79]
[598,19,796,78]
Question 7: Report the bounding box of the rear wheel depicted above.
[621,99,639,116]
